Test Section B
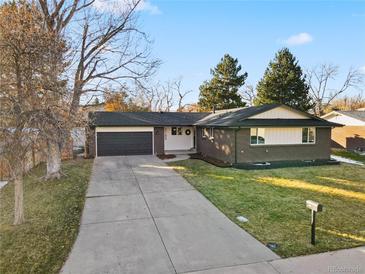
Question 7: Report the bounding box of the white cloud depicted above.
[352,13,365,17]
[283,32,313,46]
[360,66,365,73]
[93,0,161,15]
[138,0,161,15]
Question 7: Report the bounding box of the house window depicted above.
[250,128,265,145]
[202,128,208,138]
[172,127,182,136]
[302,127,315,143]
[202,127,213,139]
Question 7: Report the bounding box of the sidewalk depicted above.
[331,155,364,166]
[187,246,365,274]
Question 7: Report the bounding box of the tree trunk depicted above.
[13,174,24,225]
[314,100,323,116]
[46,141,62,180]
[69,84,82,115]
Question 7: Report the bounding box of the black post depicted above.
[311,210,316,245]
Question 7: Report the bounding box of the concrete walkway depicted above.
[62,155,278,274]
[186,246,365,274]
[331,155,364,166]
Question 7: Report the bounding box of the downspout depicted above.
[234,130,237,164]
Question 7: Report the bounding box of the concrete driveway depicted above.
[62,156,278,274]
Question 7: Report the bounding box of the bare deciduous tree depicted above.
[37,0,160,176]
[38,0,95,35]
[324,93,365,113]
[135,78,192,112]
[0,1,57,223]
[68,1,160,114]
[174,79,192,112]
[241,84,256,106]
[306,64,364,115]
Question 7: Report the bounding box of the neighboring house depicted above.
[86,104,340,164]
[322,109,365,151]
[0,129,46,180]
[81,102,105,116]
[71,103,106,149]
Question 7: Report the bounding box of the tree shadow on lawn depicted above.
[170,160,365,257]
[255,176,365,202]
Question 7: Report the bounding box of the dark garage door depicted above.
[97,132,153,156]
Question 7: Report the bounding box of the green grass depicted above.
[332,149,365,164]
[168,160,365,257]
[0,158,93,274]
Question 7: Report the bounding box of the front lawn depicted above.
[168,160,365,257]
[332,149,365,164]
[0,158,93,274]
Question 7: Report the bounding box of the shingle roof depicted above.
[227,119,339,127]
[195,104,339,127]
[195,104,280,126]
[90,104,341,128]
[90,111,209,127]
[337,111,365,122]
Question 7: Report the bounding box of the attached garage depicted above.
[85,111,209,158]
[95,127,154,157]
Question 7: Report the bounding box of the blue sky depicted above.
[139,0,365,105]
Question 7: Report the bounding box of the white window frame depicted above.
[202,127,214,140]
[172,127,182,136]
[209,128,214,140]
[250,128,266,145]
[302,127,316,144]
[249,127,317,146]
[202,128,208,138]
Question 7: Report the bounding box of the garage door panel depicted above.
[97,132,152,156]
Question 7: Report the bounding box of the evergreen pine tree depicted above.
[198,54,247,110]
[254,48,313,111]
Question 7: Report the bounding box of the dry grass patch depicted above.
[0,159,93,274]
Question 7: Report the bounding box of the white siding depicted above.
[264,128,304,145]
[164,126,194,150]
[250,127,316,145]
[250,106,309,119]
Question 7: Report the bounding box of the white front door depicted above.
[164,126,194,150]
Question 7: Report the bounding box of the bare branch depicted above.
[306,64,364,115]
[240,84,256,106]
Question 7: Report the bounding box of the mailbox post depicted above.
[306,200,323,245]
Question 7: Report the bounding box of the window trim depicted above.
[249,127,316,146]
[250,128,265,145]
[302,127,316,144]
[202,128,208,138]
[202,127,214,140]
[209,128,214,140]
[171,127,183,136]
